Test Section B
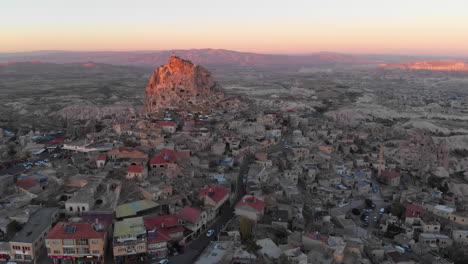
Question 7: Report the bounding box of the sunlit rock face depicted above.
[143,56,225,112]
[382,61,468,71]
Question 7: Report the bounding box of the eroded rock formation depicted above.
[143,56,225,112]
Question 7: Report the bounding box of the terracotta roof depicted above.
[144,214,184,243]
[382,170,400,178]
[198,185,230,204]
[406,204,424,218]
[235,196,266,212]
[178,206,202,223]
[150,148,179,165]
[97,153,107,161]
[127,165,144,173]
[16,178,39,190]
[46,222,105,239]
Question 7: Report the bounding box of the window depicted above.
[53,250,61,254]
[91,240,99,244]
[22,246,30,251]
[14,254,22,260]
[77,247,90,254]
[63,239,74,246]
[69,207,73,212]
[12,246,21,250]
[118,248,126,252]
[76,239,88,245]
[136,245,145,251]
[63,248,75,255]
[24,255,32,261]
[47,248,51,254]
[92,250,100,255]
[52,240,60,245]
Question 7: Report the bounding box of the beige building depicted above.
[452,230,468,245]
[234,196,265,222]
[113,217,147,263]
[46,220,109,264]
[9,207,59,264]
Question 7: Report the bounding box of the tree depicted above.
[240,217,253,241]
[365,198,374,208]
[19,151,31,160]
[352,208,361,215]
[7,143,17,157]
[246,239,262,254]
[278,255,299,264]
[389,202,406,219]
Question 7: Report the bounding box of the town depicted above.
[1,56,468,264]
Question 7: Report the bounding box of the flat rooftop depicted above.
[11,207,58,244]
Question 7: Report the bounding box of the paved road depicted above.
[168,206,234,264]
[168,153,253,264]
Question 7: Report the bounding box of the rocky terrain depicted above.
[382,61,468,71]
[143,56,225,112]
[0,49,382,67]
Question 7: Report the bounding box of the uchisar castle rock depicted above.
[143,56,233,113]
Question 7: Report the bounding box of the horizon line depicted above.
[1,48,468,59]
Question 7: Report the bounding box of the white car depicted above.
[158,259,169,264]
[206,229,215,237]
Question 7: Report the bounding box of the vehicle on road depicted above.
[206,229,215,237]
[379,208,385,215]
[158,259,169,264]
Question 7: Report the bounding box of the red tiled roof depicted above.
[157,121,177,127]
[150,148,179,165]
[144,214,184,243]
[46,222,105,239]
[97,153,107,161]
[382,170,400,178]
[127,165,144,173]
[16,178,39,190]
[178,206,202,223]
[406,204,424,218]
[198,185,230,204]
[235,196,266,212]
[304,232,329,243]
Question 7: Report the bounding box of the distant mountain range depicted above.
[1,49,467,69]
[0,49,382,67]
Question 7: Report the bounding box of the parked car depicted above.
[158,259,169,264]
[206,229,215,237]
[379,208,385,215]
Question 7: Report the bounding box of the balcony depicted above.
[113,238,146,247]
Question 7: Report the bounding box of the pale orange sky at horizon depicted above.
[2,0,468,57]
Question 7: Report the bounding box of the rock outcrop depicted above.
[382,61,468,71]
[143,56,225,112]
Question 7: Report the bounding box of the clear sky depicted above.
[1,0,468,56]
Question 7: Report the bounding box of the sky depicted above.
[1,0,468,56]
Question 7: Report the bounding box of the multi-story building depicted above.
[198,185,230,214]
[234,196,266,222]
[144,214,185,260]
[9,207,59,264]
[113,217,147,264]
[178,206,207,237]
[46,220,109,264]
[452,230,468,245]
